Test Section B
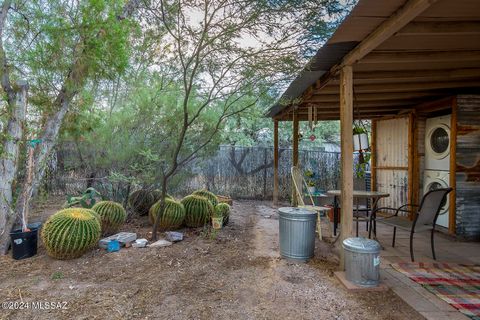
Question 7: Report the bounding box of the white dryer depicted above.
[423,170,450,228]
[425,115,451,171]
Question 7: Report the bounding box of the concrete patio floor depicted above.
[351,221,480,320]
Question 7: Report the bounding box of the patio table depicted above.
[326,190,390,236]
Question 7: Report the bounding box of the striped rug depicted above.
[391,262,480,319]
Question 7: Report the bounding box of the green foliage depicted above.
[148,198,185,231]
[91,201,127,235]
[41,208,101,260]
[51,271,64,280]
[181,195,214,228]
[192,189,218,207]
[64,187,102,208]
[215,203,231,225]
[128,189,156,216]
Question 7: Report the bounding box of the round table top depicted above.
[326,190,390,198]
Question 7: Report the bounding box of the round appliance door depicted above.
[425,179,449,216]
[427,124,450,160]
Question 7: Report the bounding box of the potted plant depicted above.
[304,170,316,194]
[353,126,369,151]
[211,211,223,230]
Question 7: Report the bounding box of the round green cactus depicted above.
[128,189,156,216]
[41,208,101,260]
[215,203,231,225]
[181,195,214,227]
[192,189,218,207]
[92,201,127,235]
[149,198,185,230]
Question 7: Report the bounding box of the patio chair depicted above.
[291,166,330,239]
[368,187,452,262]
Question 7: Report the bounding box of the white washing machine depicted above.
[425,115,451,171]
[423,170,450,228]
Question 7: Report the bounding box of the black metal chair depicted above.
[368,188,453,262]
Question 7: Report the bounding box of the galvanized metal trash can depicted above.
[343,237,381,287]
[278,207,317,262]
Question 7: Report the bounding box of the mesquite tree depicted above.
[144,0,344,238]
[0,0,139,254]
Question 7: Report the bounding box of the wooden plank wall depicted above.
[455,95,480,241]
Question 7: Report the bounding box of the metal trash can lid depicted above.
[278,207,316,218]
[342,237,381,253]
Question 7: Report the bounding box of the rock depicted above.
[132,239,148,248]
[165,231,183,242]
[149,239,172,248]
[99,232,137,248]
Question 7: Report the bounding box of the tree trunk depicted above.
[0,82,28,254]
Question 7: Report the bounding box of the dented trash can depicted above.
[278,207,317,262]
[343,237,381,287]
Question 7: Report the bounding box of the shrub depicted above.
[128,189,156,216]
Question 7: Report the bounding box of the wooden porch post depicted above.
[273,120,279,206]
[339,66,354,270]
[292,109,299,206]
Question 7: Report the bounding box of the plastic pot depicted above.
[10,226,39,260]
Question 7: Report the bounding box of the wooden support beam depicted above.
[398,21,480,36]
[360,50,480,64]
[273,120,279,206]
[309,92,448,102]
[352,68,480,82]
[407,112,415,219]
[371,120,377,192]
[292,109,299,206]
[340,0,438,67]
[340,66,354,270]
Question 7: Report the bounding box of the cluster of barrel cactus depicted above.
[149,198,185,231]
[41,208,101,260]
[215,203,231,225]
[92,201,127,235]
[128,189,156,216]
[181,194,214,227]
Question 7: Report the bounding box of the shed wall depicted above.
[455,95,480,240]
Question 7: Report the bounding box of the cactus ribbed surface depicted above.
[41,208,101,260]
[215,203,231,225]
[92,201,127,235]
[128,189,156,216]
[181,195,214,227]
[192,189,218,207]
[149,198,185,230]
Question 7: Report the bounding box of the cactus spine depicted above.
[215,203,231,225]
[149,198,185,230]
[192,189,218,207]
[181,195,214,227]
[41,208,101,260]
[92,201,127,235]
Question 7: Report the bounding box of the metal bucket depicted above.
[343,237,381,287]
[278,207,317,262]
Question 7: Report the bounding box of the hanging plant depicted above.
[353,124,369,151]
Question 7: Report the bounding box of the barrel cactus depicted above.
[149,198,185,230]
[192,189,218,207]
[128,189,156,216]
[181,195,214,227]
[92,201,127,235]
[41,208,101,260]
[215,203,231,225]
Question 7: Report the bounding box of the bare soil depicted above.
[0,200,424,320]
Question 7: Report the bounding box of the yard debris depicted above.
[149,239,172,248]
[165,231,183,242]
[99,232,137,249]
[132,239,148,248]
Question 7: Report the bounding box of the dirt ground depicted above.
[0,199,424,320]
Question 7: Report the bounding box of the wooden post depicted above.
[292,109,299,206]
[407,112,415,218]
[371,120,377,191]
[273,120,279,206]
[449,98,457,235]
[339,66,354,270]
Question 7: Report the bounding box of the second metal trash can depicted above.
[343,237,381,287]
[278,207,317,262]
